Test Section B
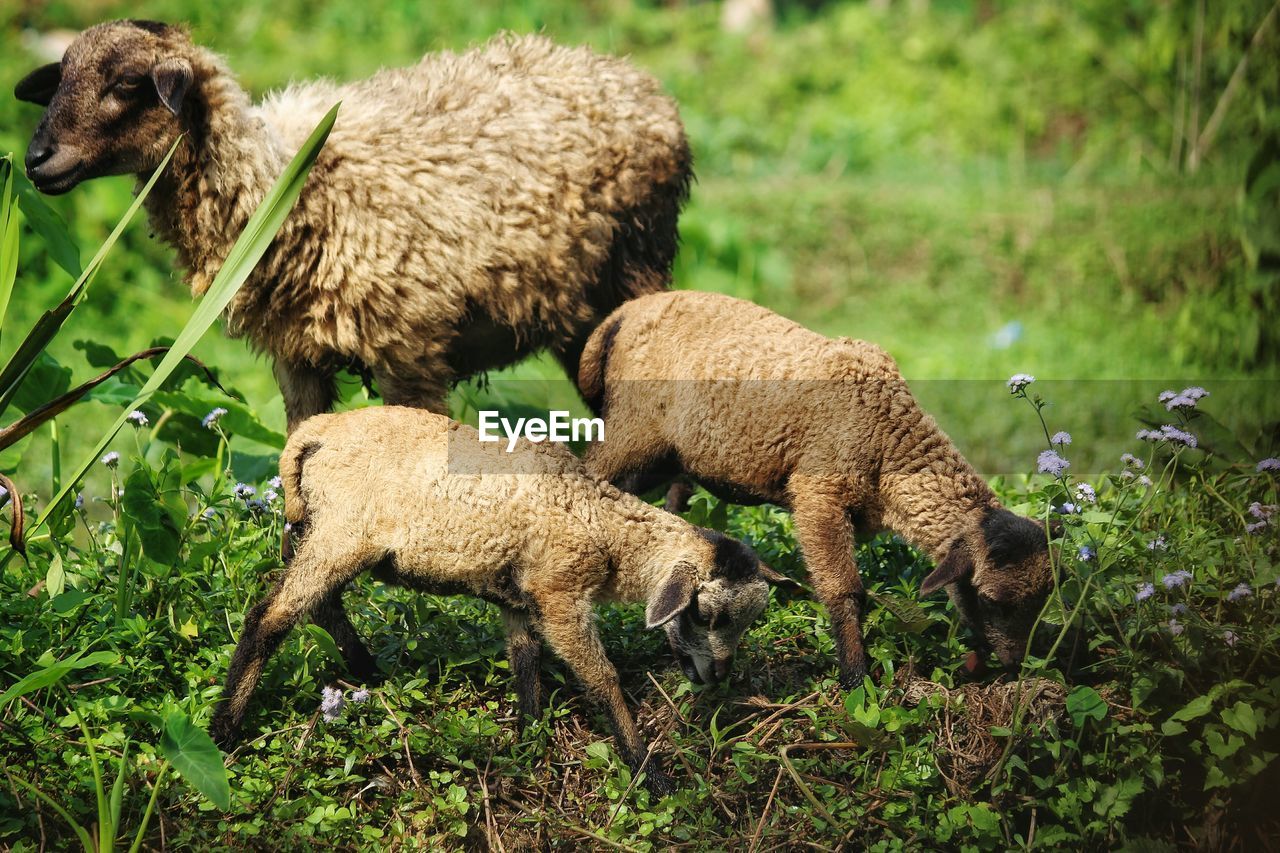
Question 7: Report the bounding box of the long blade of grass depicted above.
[0,139,180,419]
[27,103,338,539]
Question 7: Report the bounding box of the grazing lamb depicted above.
[578,291,1059,686]
[15,20,691,429]
[209,406,773,794]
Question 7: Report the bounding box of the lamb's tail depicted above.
[577,314,623,415]
[277,417,331,561]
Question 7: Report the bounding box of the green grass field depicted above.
[2,0,1278,849]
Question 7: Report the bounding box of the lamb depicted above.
[15,20,691,429]
[578,290,1059,686]
[208,406,774,794]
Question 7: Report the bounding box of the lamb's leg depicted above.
[313,587,379,682]
[370,362,449,415]
[502,607,543,728]
[789,484,869,689]
[210,546,362,746]
[274,359,337,434]
[536,597,674,795]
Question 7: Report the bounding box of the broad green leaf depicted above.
[45,549,65,597]
[0,139,179,420]
[304,623,344,669]
[1169,694,1213,724]
[1066,685,1108,726]
[9,351,72,414]
[1221,701,1259,739]
[153,378,285,448]
[0,650,119,710]
[159,711,230,810]
[16,177,82,279]
[29,105,337,539]
[0,156,18,342]
[50,588,91,615]
[121,466,185,564]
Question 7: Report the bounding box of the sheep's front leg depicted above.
[789,483,868,689]
[502,607,543,728]
[274,359,338,434]
[537,598,674,796]
[210,548,360,747]
[313,587,379,682]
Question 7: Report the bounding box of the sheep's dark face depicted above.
[920,507,1058,667]
[15,20,191,195]
[645,531,771,686]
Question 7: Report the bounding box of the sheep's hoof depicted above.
[642,768,677,797]
[837,661,869,691]
[208,715,241,751]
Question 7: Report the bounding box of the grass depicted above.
[2,0,1279,848]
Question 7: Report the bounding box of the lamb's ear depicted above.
[645,563,698,629]
[758,563,804,591]
[151,58,192,115]
[15,63,61,106]
[920,544,974,597]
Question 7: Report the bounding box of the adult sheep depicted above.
[15,20,691,428]
[578,290,1061,686]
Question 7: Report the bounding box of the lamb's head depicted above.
[15,20,195,195]
[920,506,1058,667]
[644,529,774,686]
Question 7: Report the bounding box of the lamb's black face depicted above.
[15,20,190,195]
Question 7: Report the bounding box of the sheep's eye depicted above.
[114,74,145,92]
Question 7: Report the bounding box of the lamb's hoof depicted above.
[642,768,677,797]
[838,661,869,691]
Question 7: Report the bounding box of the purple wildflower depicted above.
[269,475,283,490]
[1257,458,1280,472]
[1075,483,1096,503]
[1223,630,1238,648]
[1137,475,1153,487]
[101,451,120,468]
[1007,373,1035,393]
[74,493,84,510]
[1058,502,1079,515]
[1168,618,1184,636]
[1246,521,1268,535]
[1227,583,1252,602]
[1037,450,1070,476]
[320,686,345,721]
[233,483,256,500]
[202,407,228,429]
[1162,387,1207,411]
[202,507,217,520]
[1078,545,1095,562]
[1248,502,1274,521]
[263,489,279,503]
[1121,453,1145,470]
[1148,535,1168,552]
[1135,582,1155,602]
[1161,569,1192,589]
[126,410,149,427]
[1169,603,1188,616]
[1050,431,1072,446]
[351,688,370,704]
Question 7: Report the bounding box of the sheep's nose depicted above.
[25,142,56,174]
[712,658,732,682]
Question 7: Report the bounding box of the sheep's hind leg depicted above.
[536,598,674,796]
[371,362,449,415]
[502,607,543,729]
[313,587,380,682]
[210,546,364,747]
[789,483,869,690]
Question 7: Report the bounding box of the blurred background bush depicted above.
[2,0,1277,481]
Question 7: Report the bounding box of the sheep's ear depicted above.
[645,563,697,629]
[758,563,803,591]
[920,544,974,597]
[151,58,192,115]
[15,63,61,106]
